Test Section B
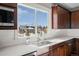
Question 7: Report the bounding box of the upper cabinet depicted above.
[71,10,79,28]
[0,3,17,29]
[52,4,71,29]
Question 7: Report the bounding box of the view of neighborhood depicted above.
[19,25,47,36]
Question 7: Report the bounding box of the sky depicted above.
[18,5,48,27]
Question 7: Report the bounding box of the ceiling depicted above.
[59,3,79,11]
[39,3,79,11]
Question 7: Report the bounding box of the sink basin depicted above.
[34,41,52,47]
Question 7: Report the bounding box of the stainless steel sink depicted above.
[36,41,52,46]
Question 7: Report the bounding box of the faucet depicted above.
[37,32,41,42]
[37,37,41,42]
[26,37,30,44]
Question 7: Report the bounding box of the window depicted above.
[18,4,48,37]
[36,10,48,35]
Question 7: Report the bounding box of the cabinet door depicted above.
[56,42,70,56]
[49,44,66,56]
[71,11,79,28]
[60,42,72,56]
[49,42,71,56]
[52,48,59,56]
[52,5,70,29]
[49,46,59,56]
[66,41,73,56]
[76,39,79,55]
[58,6,70,29]
[58,44,66,56]
[64,44,71,56]
[49,48,59,56]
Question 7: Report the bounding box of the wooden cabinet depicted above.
[75,39,79,55]
[49,45,59,56]
[64,40,73,56]
[49,42,65,56]
[0,3,17,8]
[71,10,79,28]
[58,43,66,56]
[49,41,72,56]
[0,3,17,29]
[52,4,71,29]
[58,6,71,29]
[52,4,79,29]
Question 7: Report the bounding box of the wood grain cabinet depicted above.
[58,43,67,56]
[71,10,79,28]
[65,40,73,56]
[49,41,72,56]
[52,4,71,29]
[49,45,59,56]
[52,4,79,29]
[75,39,79,55]
[49,42,65,56]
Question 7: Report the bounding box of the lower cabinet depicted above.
[49,46,59,56]
[58,43,67,56]
[76,39,79,55]
[65,40,73,56]
[38,38,79,56]
[49,41,71,56]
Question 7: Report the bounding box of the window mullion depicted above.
[35,9,37,37]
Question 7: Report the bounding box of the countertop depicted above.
[36,36,75,49]
[0,36,78,56]
[0,44,37,56]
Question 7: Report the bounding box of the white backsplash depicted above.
[0,29,68,48]
[67,29,79,37]
[1,29,79,48]
[0,30,26,48]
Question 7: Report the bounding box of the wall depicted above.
[67,29,79,37]
[0,30,27,48]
